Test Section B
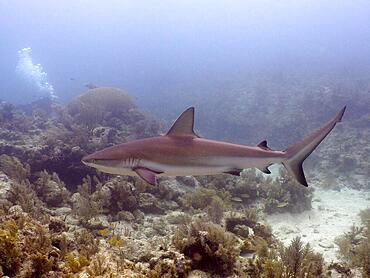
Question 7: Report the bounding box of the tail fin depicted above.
[282,106,346,187]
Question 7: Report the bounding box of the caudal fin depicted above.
[282,106,346,187]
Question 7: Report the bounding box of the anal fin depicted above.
[258,167,271,174]
[224,169,243,176]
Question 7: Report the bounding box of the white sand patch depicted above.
[265,187,370,262]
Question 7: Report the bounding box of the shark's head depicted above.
[81,145,138,175]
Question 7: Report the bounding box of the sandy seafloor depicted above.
[261,165,370,263]
[265,182,370,263]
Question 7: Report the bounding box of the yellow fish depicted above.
[99,228,108,236]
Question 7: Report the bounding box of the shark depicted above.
[82,106,346,186]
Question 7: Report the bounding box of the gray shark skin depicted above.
[82,106,346,186]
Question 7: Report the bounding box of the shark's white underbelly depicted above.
[140,156,281,176]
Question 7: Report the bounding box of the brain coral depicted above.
[67,87,136,127]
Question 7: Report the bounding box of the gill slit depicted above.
[123,157,140,168]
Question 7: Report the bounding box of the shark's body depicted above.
[82,106,346,186]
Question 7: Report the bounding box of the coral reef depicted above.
[0,82,368,277]
[67,87,161,140]
[0,87,161,188]
[195,168,313,214]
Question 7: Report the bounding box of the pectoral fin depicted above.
[133,167,162,185]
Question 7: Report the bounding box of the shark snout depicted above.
[81,154,96,165]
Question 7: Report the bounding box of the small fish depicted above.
[108,235,116,247]
[99,228,108,236]
[115,239,121,248]
[85,82,99,89]
[277,201,289,208]
[231,197,243,202]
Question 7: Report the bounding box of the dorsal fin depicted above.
[166,107,199,137]
[257,140,271,150]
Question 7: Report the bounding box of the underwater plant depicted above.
[86,254,109,276]
[179,185,231,212]
[198,168,313,215]
[225,210,257,238]
[6,179,46,220]
[262,168,313,214]
[245,236,324,278]
[335,208,370,276]
[206,195,225,224]
[96,176,139,214]
[280,237,323,277]
[72,175,104,224]
[0,219,20,276]
[33,170,71,207]
[0,213,60,277]
[173,220,240,276]
[0,154,30,182]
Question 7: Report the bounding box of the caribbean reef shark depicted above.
[82,106,346,186]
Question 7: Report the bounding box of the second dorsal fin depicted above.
[257,140,272,151]
[166,107,199,137]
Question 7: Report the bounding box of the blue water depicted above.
[1,1,370,110]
